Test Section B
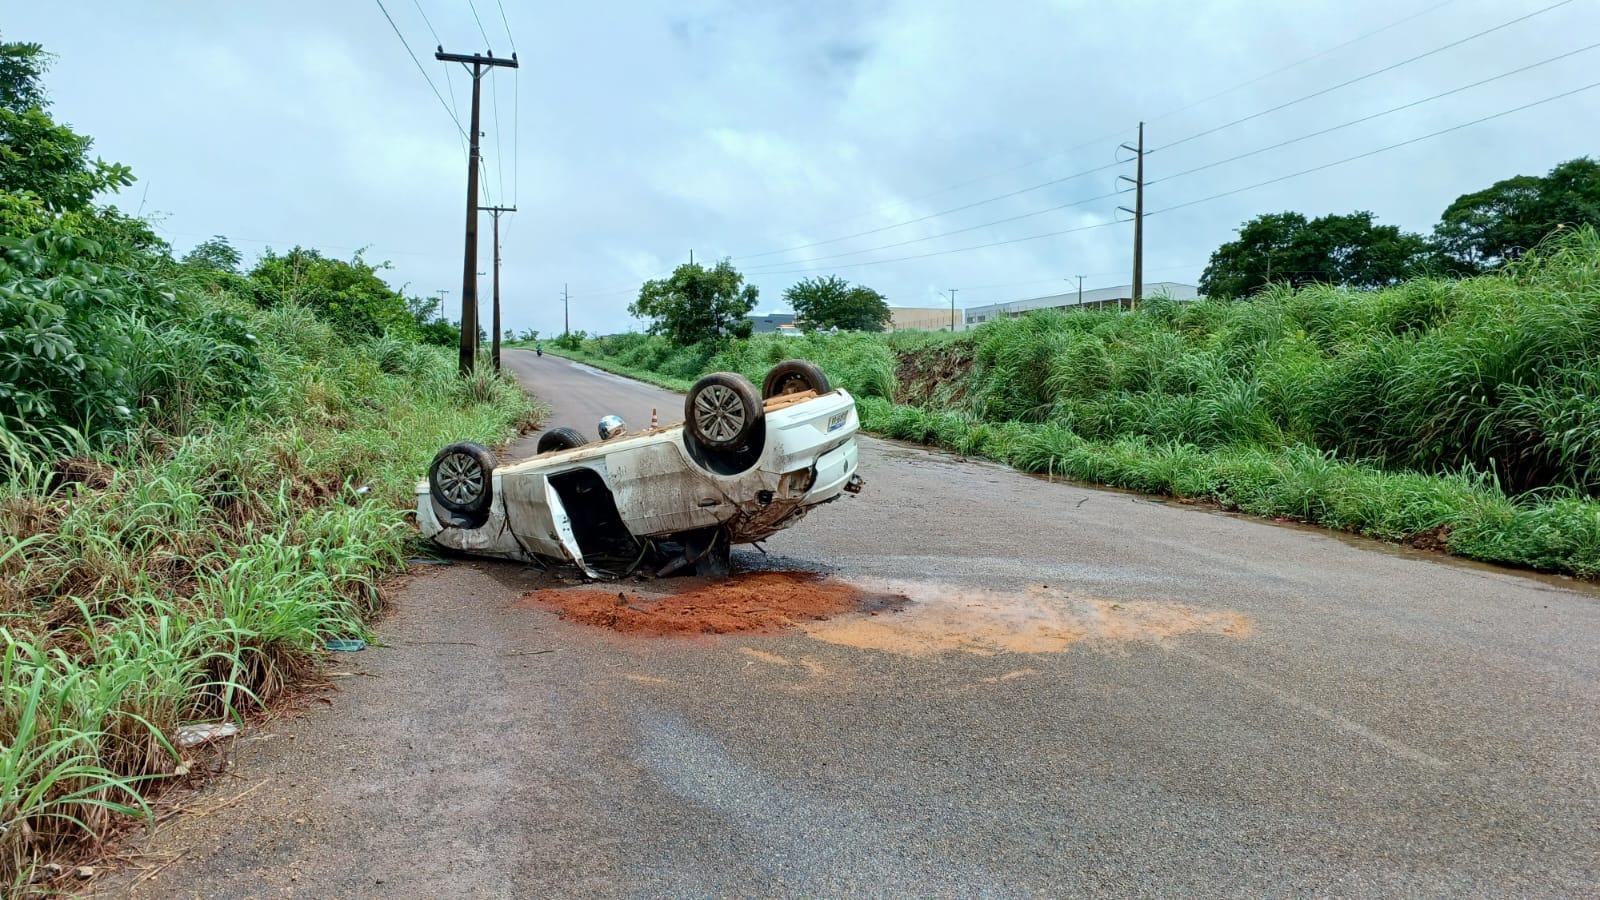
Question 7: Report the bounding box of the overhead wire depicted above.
[1148,76,1600,218]
[741,189,1124,272]
[732,79,1600,280]
[373,0,467,141]
[1149,0,1578,154]
[732,0,1466,242]
[465,0,493,47]
[408,0,461,135]
[740,34,1600,279]
[1150,38,1600,187]
[734,160,1125,262]
[729,0,1539,266]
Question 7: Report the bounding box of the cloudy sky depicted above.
[11,0,1598,334]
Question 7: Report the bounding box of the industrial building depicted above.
[745,312,797,334]
[886,306,960,332]
[963,282,1199,328]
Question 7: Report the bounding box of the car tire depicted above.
[685,372,763,451]
[428,441,495,528]
[536,427,588,454]
[762,359,831,399]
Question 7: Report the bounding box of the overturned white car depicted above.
[417,360,864,579]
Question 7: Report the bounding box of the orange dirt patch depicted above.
[519,571,905,637]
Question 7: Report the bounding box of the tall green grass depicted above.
[559,228,1600,577]
[964,231,1600,496]
[0,300,537,888]
[548,331,898,400]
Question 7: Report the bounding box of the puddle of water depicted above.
[800,580,1250,657]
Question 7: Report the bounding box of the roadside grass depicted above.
[550,229,1600,577]
[0,306,538,888]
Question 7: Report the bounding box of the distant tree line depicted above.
[629,263,890,346]
[1201,157,1600,298]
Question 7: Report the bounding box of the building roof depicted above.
[745,312,796,334]
[964,282,1199,323]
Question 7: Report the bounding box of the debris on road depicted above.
[800,581,1251,657]
[324,638,367,652]
[521,571,907,636]
[174,722,240,747]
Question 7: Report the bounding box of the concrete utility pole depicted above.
[562,283,570,338]
[1069,275,1084,307]
[435,289,449,320]
[436,47,518,376]
[1118,121,1145,310]
[948,288,958,331]
[482,205,515,372]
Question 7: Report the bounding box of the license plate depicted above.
[827,411,848,432]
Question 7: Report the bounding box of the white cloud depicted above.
[8,0,1599,334]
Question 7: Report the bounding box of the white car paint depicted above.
[416,389,862,577]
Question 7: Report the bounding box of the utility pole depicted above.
[435,289,449,321]
[1069,275,1084,307]
[482,205,515,372]
[436,47,518,376]
[1120,123,1145,307]
[948,288,958,331]
[1118,121,1145,310]
[562,283,570,338]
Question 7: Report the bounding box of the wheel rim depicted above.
[437,452,485,505]
[694,384,747,443]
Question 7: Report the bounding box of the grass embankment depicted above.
[1,306,538,887]
[558,230,1600,577]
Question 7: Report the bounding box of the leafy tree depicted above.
[1434,157,1600,272]
[517,327,540,342]
[247,247,417,338]
[1200,210,1429,299]
[783,275,891,332]
[182,235,242,273]
[629,260,757,346]
[0,35,132,217]
[1,230,258,453]
[416,319,460,347]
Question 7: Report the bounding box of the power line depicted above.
[491,58,505,204]
[1149,76,1600,217]
[742,188,1124,272]
[494,0,518,53]
[465,0,494,48]
[730,0,1463,240]
[735,159,1125,262]
[1150,0,1579,154]
[373,0,468,140]
[737,218,1124,279]
[512,69,520,205]
[408,0,462,138]
[1154,0,1463,125]
[1150,38,1600,187]
[728,1,1526,268]
[727,77,1600,281]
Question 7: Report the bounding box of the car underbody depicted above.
[417,361,864,580]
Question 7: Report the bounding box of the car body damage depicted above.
[416,361,864,579]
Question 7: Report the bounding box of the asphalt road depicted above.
[112,348,1600,897]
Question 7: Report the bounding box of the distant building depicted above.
[887,306,960,332]
[745,312,796,334]
[963,282,1199,327]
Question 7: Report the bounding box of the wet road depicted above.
[117,349,1600,897]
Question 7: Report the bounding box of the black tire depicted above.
[685,372,763,451]
[428,442,495,527]
[536,427,588,454]
[762,359,831,399]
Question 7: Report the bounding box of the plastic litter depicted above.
[175,722,240,747]
[406,557,453,566]
[325,638,367,652]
